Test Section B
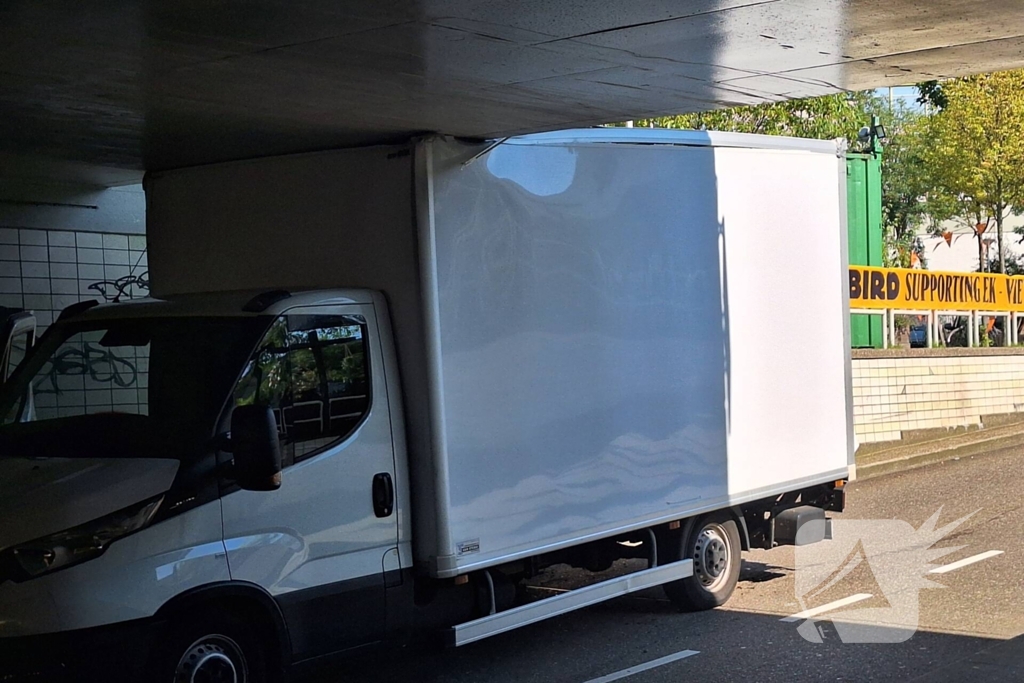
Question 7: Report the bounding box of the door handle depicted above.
[372,472,394,518]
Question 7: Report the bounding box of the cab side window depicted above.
[234,314,370,465]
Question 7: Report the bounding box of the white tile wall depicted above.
[1,227,150,419]
[853,354,1024,443]
[0,227,148,333]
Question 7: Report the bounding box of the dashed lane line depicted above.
[780,593,874,623]
[929,550,1004,575]
[582,650,701,683]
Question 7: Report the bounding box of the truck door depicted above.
[220,303,398,660]
[1,309,35,384]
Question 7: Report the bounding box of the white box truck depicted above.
[0,130,854,681]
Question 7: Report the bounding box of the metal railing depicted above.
[852,308,1021,348]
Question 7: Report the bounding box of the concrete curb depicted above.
[857,427,1024,480]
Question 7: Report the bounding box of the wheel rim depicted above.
[175,634,247,683]
[692,523,732,592]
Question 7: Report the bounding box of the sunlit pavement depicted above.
[313,446,1024,683]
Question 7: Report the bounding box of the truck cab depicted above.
[0,289,413,681]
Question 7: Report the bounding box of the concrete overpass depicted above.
[2,0,1024,186]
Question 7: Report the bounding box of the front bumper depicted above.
[0,618,162,682]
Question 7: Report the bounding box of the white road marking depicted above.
[780,593,874,623]
[583,650,700,683]
[775,550,1002,626]
[929,550,1004,575]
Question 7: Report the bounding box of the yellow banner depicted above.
[850,266,1024,312]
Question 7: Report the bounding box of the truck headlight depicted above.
[2,496,163,581]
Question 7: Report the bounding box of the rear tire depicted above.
[663,512,742,612]
[150,608,271,683]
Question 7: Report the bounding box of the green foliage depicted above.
[923,69,1024,274]
[875,103,950,266]
[627,93,941,265]
[916,81,948,111]
[884,231,927,269]
[621,75,1024,275]
[634,92,878,144]
[984,252,1024,276]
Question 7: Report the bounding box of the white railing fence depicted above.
[851,309,1022,349]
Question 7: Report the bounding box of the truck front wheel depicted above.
[151,609,271,683]
[663,512,742,612]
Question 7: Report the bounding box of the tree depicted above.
[923,70,1024,273]
[927,195,990,272]
[916,81,948,111]
[875,103,944,267]
[633,92,879,144]
[632,93,947,265]
[987,251,1024,276]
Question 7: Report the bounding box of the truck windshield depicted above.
[0,315,270,460]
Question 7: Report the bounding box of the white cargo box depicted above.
[147,129,854,577]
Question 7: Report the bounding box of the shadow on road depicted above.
[300,595,1015,683]
[738,561,789,584]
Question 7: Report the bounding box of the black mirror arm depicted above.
[211,431,234,453]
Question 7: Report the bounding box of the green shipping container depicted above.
[847,148,883,348]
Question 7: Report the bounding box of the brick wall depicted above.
[853,350,1024,443]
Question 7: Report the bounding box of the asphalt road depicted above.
[315,447,1024,683]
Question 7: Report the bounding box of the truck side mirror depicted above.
[231,405,283,491]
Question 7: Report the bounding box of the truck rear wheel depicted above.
[152,609,271,683]
[663,512,742,612]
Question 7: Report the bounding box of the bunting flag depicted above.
[976,222,989,236]
[943,231,953,246]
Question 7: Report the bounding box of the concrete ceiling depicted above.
[2,0,1023,185]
